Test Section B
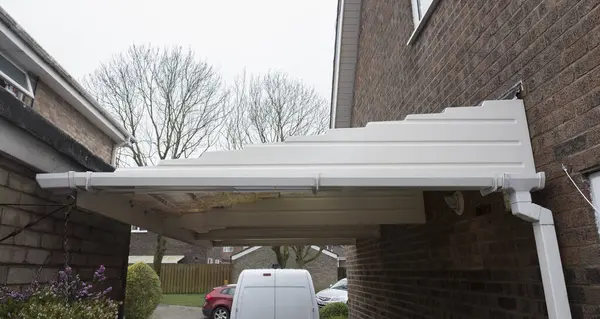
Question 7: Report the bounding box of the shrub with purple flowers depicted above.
[0,265,119,319]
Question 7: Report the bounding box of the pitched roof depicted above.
[0,6,133,144]
[231,246,339,261]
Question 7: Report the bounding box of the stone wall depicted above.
[0,154,130,299]
[348,0,600,318]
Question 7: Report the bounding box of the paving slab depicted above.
[151,304,206,319]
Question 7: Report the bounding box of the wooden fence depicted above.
[158,264,232,294]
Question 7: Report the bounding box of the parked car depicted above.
[230,269,319,319]
[315,278,348,307]
[202,284,236,319]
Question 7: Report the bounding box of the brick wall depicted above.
[207,246,245,263]
[129,232,207,264]
[231,246,338,292]
[32,81,114,163]
[349,0,600,318]
[0,154,130,299]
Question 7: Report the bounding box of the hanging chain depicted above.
[63,206,72,268]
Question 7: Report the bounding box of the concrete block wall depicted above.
[348,0,600,318]
[32,81,115,163]
[0,155,130,299]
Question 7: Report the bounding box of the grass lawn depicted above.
[161,294,205,307]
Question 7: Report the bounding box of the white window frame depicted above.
[222,246,233,253]
[407,0,441,45]
[587,172,600,235]
[130,225,148,233]
[0,51,34,99]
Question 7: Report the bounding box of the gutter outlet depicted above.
[507,190,571,319]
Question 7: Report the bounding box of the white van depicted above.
[230,269,319,319]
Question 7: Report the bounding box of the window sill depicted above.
[131,230,148,233]
[407,0,442,45]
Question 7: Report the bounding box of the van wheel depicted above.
[212,307,229,319]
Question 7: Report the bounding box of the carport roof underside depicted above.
[36,100,543,248]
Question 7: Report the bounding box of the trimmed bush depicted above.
[125,262,162,319]
[319,302,348,319]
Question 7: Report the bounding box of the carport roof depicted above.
[35,100,544,247]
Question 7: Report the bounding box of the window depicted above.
[222,246,233,253]
[408,0,440,44]
[0,52,34,101]
[330,278,348,291]
[221,287,236,296]
[411,0,434,25]
[587,172,600,234]
[130,226,147,233]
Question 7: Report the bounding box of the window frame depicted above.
[0,51,34,99]
[407,0,441,45]
[587,171,600,234]
[222,246,233,253]
[130,225,148,233]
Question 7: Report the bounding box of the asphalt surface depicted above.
[151,304,206,319]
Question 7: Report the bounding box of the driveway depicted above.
[151,304,206,319]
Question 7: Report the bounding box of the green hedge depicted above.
[319,302,348,319]
[125,262,162,319]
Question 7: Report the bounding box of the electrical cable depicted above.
[0,196,75,244]
[561,164,600,213]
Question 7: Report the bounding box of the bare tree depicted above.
[224,70,328,268]
[271,246,290,268]
[85,44,228,275]
[223,70,328,150]
[291,246,324,269]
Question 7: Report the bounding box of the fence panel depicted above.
[158,264,232,294]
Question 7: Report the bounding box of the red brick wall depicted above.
[349,0,600,318]
[32,81,114,163]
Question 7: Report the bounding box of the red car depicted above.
[202,284,236,319]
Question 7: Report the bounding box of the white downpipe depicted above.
[508,191,571,319]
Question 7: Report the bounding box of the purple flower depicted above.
[0,264,116,307]
[93,265,107,282]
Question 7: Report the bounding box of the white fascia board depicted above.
[311,246,338,259]
[231,246,262,261]
[0,21,132,144]
[232,246,339,261]
[36,100,544,195]
[330,0,344,128]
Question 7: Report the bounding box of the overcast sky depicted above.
[0,0,337,100]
